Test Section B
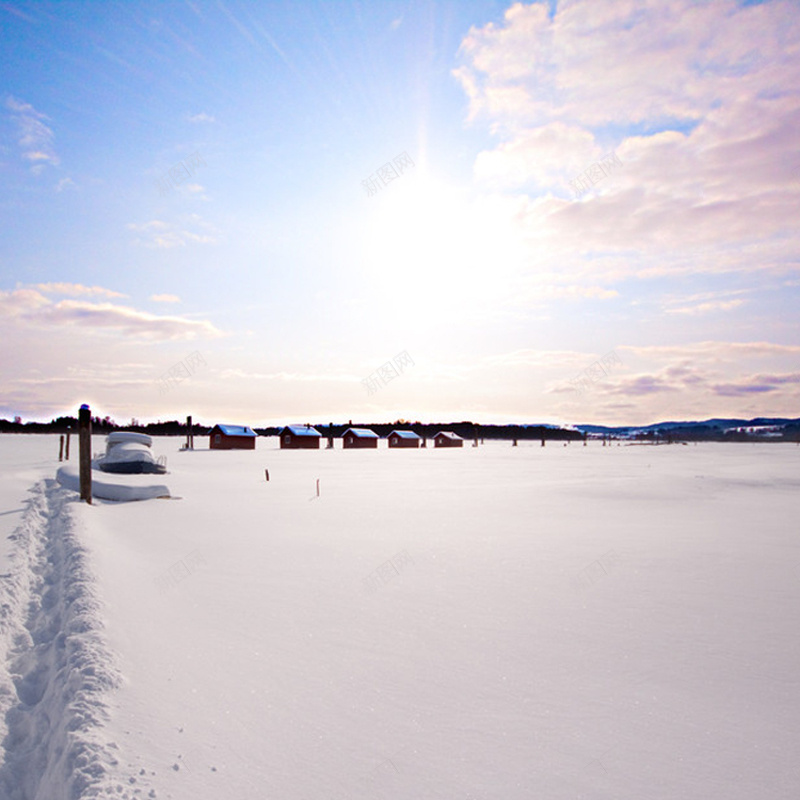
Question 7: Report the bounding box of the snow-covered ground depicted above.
[1,435,799,799]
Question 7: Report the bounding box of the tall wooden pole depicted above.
[59,435,64,462]
[187,415,193,450]
[79,404,92,504]
[65,431,71,460]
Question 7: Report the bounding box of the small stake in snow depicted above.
[316,478,320,497]
[59,435,65,461]
[65,430,71,460]
[79,404,92,504]
[265,469,270,481]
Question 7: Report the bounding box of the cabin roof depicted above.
[214,424,257,437]
[344,427,379,438]
[282,425,322,437]
[434,430,462,440]
[389,430,421,439]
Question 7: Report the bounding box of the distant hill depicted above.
[575,417,800,442]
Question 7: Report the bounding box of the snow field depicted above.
[1,436,799,798]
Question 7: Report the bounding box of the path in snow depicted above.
[0,478,123,800]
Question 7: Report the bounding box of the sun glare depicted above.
[360,173,524,320]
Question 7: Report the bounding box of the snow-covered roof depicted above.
[282,425,322,437]
[214,424,257,437]
[435,431,462,440]
[344,427,379,438]
[389,430,421,439]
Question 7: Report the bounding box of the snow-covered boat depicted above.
[95,432,167,475]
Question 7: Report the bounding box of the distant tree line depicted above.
[0,418,580,441]
[271,422,584,442]
[1,417,798,442]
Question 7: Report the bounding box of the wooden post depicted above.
[541,438,545,447]
[265,469,269,481]
[79,404,92,504]
[512,439,517,446]
[65,431,71,460]
[59,435,64,462]
[421,437,426,448]
[327,436,334,449]
[187,415,193,450]
[316,478,320,497]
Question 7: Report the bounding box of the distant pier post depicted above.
[59,435,65,462]
[65,430,71,460]
[512,439,517,446]
[541,438,545,447]
[186,415,193,450]
[79,404,92,504]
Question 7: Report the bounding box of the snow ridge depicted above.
[0,479,121,800]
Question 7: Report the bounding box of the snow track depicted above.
[0,480,121,800]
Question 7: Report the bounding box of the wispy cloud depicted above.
[127,216,217,248]
[0,288,222,340]
[217,368,355,383]
[150,294,181,303]
[5,96,60,171]
[188,112,215,123]
[712,373,800,397]
[665,299,745,315]
[626,341,800,360]
[28,282,126,299]
[0,3,38,23]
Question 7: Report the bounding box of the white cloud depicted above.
[188,112,215,123]
[665,299,745,315]
[150,294,181,303]
[127,217,218,248]
[0,288,222,341]
[5,96,60,169]
[453,0,800,288]
[29,282,126,299]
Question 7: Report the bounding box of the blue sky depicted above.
[2,0,799,426]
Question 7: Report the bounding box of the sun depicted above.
[359,172,524,312]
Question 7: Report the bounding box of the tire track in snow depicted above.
[0,479,122,799]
